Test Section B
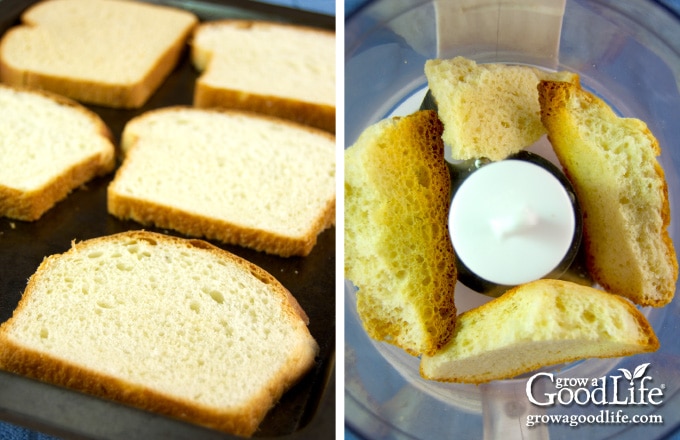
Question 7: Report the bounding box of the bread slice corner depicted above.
[0,83,115,221]
[538,79,678,307]
[0,0,198,108]
[424,56,579,161]
[345,110,457,356]
[420,279,659,384]
[190,20,335,132]
[0,230,318,436]
[108,107,335,257]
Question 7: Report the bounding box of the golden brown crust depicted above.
[424,58,580,161]
[110,107,335,257]
[107,192,238,248]
[108,185,334,258]
[190,19,335,68]
[420,279,659,384]
[0,153,111,221]
[345,110,457,356]
[420,343,659,385]
[191,20,335,133]
[1,28,193,108]
[459,279,660,352]
[123,104,335,154]
[194,83,335,133]
[0,84,115,221]
[0,1,197,108]
[538,80,677,306]
[0,231,317,436]
[0,336,265,436]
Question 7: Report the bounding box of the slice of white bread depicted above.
[538,80,678,307]
[345,110,457,356]
[108,107,335,257]
[0,230,318,436]
[424,56,579,161]
[420,279,659,384]
[0,0,197,108]
[0,84,115,221]
[191,20,335,132]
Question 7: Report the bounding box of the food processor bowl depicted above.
[345,1,680,438]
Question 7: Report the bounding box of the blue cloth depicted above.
[0,423,59,440]
[254,0,335,15]
[659,0,680,15]
[345,0,368,16]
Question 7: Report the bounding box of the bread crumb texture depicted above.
[191,20,335,132]
[421,279,659,384]
[345,110,457,356]
[538,80,678,306]
[0,84,114,220]
[0,231,318,436]
[425,57,578,161]
[0,0,197,108]
[109,107,335,257]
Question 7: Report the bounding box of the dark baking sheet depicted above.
[0,1,335,438]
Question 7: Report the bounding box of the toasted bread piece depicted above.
[538,80,677,307]
[420,279,659,384]
[0,231,318,436]
[345,110,457,356]
[424,56,578,161]
[0,0,197,108]
[191,20,335,132]
[108,107,335,257]
[0,84,114,221]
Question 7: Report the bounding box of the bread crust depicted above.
[110,106,335,257]
[191,20,335,133]
[194,83,335,133]
[420,279,659,384]
[345,110,457,356]
[0,0,198,108]
[0,337,266,436]
[0,84,115,221]
[108,189,334,258]
[424,57,579,161]
[538,80,678,306]
[0,231,318,436]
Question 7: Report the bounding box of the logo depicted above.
[526,363,665,407]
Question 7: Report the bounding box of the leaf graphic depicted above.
[618,368,632,381]
[633,363,651,380]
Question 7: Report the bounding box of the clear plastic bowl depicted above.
[345,1,680,438]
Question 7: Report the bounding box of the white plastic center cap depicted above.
[449,160,576,286]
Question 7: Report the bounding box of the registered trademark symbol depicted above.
[661,384,666,389]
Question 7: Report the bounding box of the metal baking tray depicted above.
[0,1,335,438]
